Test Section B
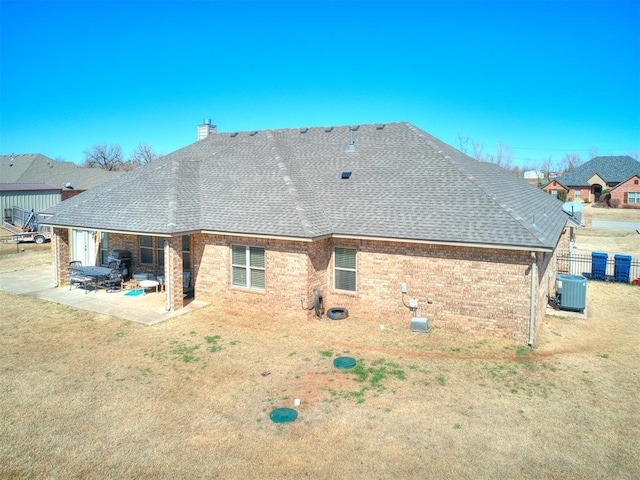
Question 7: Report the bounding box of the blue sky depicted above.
[1,0,639,168]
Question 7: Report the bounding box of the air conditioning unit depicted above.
[555,274,587,313]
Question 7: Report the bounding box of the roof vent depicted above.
[341,171,352,179]
[324,127,333,132]
[350,125,360,131]
[375,124,385,130]
[345,128,356,153]
[300,128,308,133]
[230,132,238,137]
[249,131,258,136]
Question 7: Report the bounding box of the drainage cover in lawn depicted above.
[270,407,298,423]
[333,356,356,369]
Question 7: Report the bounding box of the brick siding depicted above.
[53,228,567,343]
[192,234,565,343]
[611,175,640,208]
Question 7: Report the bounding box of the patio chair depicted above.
[102,270,123,292]
[68,267,94,294]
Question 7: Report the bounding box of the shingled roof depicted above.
[43,122,568,251]
[555,155,640,187]
[0,154,122,190]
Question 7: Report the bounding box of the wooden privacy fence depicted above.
[557,252,640,284]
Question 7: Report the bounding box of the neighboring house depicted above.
[43,122,572,344]
[542,155,640,204]
[1,183,61,221]
[0,154,123,220]
[609,174,640,208]
[523,170,544,180]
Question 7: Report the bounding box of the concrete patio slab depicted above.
[0,264,209,325]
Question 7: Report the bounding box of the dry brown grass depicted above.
[575,205,640,256]
[584,205,640,223]
[1,220,639,479]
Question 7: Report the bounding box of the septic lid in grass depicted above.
[270,407,298,423]
[333,356,356,369]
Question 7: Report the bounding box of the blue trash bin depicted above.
[614,254,632,283]
[591,252,608,280]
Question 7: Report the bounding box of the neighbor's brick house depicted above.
[609,174,640,208]
[543,155,640,204]
[44,122,572,344]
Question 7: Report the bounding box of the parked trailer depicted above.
[2,207,52,244]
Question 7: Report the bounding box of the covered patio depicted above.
[0,264,209,326]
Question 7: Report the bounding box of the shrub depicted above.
[598,192,611,206]
[610,198,621,208]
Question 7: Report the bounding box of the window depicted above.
[182,235,191,271]
[574,190,581,198]
[156,237,165,267]
[100,232,109,265]
[551,190,558,198]
[334,247,357,292]
[628,192,640,204]
[140,235,154,264]
[231,245,265,289]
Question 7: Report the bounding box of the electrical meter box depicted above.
[409,298,418,309]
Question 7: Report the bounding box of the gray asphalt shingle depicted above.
[44,122,568,250]
[0,154,122,190]
[555,155,640,187]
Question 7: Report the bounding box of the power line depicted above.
[510,146,638,152]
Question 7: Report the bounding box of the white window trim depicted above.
[334,247,357,292]
[231,245,265,290]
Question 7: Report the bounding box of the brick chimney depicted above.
[197,119,216,140]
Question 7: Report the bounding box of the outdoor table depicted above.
[138,279,160,294]
[70,265,114,293]
[75,266,113,279]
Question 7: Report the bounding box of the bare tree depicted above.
[539,156,553,182]
[559,152,582,174]
[129,142,160,166]
[494,141,513,170]
[588,146,599,161]
[83,144,124,171]
[472,140,487,161]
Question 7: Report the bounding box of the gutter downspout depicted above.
[529,251,537,346]
[165,240,172,312]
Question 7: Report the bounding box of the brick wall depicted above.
[611,175,640,207]
[193,234,311,318]
[192,234,559,343]
[53,227,70,286]
[55,228,566,343]
[542,181,566,197]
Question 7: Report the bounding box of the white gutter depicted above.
[529,251,537,346]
